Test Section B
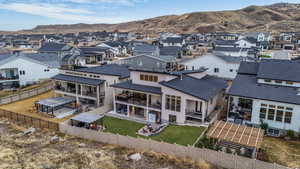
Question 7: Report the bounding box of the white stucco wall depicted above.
[161,86,220,124]
[229,96,300,133]
[130,71,177,87]
[0,57,59,86]
[182,54,240,79]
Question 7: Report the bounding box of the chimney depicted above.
[180,74,183,80]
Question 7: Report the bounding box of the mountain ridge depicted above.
[6,3,300,34]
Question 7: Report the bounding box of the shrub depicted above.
[287,130,295,139]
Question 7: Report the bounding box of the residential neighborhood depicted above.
[0,1,300,169]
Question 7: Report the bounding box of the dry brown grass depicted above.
[260,137,300,168]
[0,91,72,123]
[0,80,52,98]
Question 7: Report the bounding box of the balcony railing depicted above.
[116,95,147,107]
[55,86,76,94]
[149,103,162,109]
[0,75,19,81]
[185,110,203,120]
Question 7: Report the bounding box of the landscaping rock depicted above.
[95,152,101,158]
[78,143,86,147]
[50,136,59,143]
[23,127,35,136]
[129,153,142,161]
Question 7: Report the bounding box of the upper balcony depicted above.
[115,91,162,110]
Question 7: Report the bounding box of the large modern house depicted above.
[52,64,130,109]
[0,53,60,89]
[110,67,227,125]
[227,60,300,136]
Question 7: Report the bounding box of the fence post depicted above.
[234,154,237,169]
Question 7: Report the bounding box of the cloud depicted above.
[0,2,130,23]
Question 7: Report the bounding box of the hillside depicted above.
[18,3,300,34]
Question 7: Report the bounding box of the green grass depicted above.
[150,125,206,146]
[100,116,145,138]
[99,116,206,146]
[260,55,272,58]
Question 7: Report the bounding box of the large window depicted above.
[276,110,283,122]
[268,108,275,120]
[165,95,181,112]
[259,107,267,119]
[238,98,253,110]
[140,74,158,82]
[284,111,292,124]
[169,115,177,123]
[260,103,293,124]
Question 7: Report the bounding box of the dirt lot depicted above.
[0,91,72,123]
[0,119,217,169]
[260,137,300,168]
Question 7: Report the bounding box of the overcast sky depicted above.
[0,0,298,31]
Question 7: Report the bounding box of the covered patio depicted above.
[207,121,264,158]
[70,112,104,130]
[35,97,77,119]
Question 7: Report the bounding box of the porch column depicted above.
[113,88,116,113]
[127,105,130,117]
[146,94,149,121]
[75,83,79,105]
[96,85,100,107]
[80,84,83,96]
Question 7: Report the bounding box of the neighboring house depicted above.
[181,54,244,80]
[227,60,300,136]
[114,54,177,72]
[214,32,240,41]
[213,47,249,57]
[12,40,32,49]
[161,37,185,47]
[159,46,183,59]
[97,41,128,57]
[0,53,60,89]
[110,67,227,125]
[244,32,272,50]
[133,44,159,57]
[235,38,257,49]
[213,40,237,48]
[38,42,73,57]
[52,64,130,108]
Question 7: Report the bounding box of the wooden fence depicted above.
[0,83,53,105]
[59,123,291,169]
[0,109,59,131]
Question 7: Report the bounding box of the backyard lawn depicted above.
[150,125,206,146]
[100,116,206,146]
[101,116,145,137]
[260,137,300,168]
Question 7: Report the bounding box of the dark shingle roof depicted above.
[159,46,182,56]
[214,40,237,46]
[111,80,162,95]
[238,61,259,75]
[21,53,60,68]
[38,42,71,52]
[228,74,300,105]
[52,74,104,86]
[160,75,227,101]
[214,47,247,52]
[77,64,130,79]
[215,54,243,63]
[257,60,300,82]
[162,37,184,44]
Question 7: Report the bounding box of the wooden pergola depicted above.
[207,121,264,149]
